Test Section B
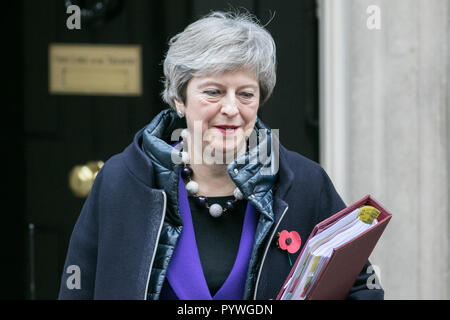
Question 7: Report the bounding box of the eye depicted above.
[239,92,254,99]
[203,89,221,96]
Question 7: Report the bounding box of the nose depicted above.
[220,92,239,116]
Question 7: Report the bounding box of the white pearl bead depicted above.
[181,129,189,140]
[185,181,198,195]
[234,187,244,200]
[181,152,190,164]
[209,204,223,218]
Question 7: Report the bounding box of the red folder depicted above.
[276,195,392,300]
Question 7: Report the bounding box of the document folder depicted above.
[276,195,392,300]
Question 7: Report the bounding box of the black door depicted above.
[9,0,318,299]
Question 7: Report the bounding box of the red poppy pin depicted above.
[277,230,301,266]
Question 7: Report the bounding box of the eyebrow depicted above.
[197,81,259,90]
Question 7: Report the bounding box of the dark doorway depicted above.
[9,0,318,299]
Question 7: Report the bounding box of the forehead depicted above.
[190,68,259,88]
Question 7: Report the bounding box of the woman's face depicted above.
[175,68,260,164]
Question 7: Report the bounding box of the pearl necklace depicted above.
[179,142,244,218]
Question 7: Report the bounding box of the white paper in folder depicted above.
[281,206,380,300]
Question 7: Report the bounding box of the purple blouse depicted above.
[162,169,259,300]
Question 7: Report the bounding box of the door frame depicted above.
[318,0,350,202]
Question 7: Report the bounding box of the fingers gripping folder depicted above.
[276,195,392,300]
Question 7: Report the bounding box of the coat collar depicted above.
[272,144,295,215]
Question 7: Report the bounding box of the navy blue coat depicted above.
[58,109,383,300]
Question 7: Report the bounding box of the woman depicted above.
[59,11,383,300]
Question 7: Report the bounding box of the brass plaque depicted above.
[49,44,142,96]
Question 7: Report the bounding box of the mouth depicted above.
[214,125,239,135]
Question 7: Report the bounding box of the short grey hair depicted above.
[161,10,277,109]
